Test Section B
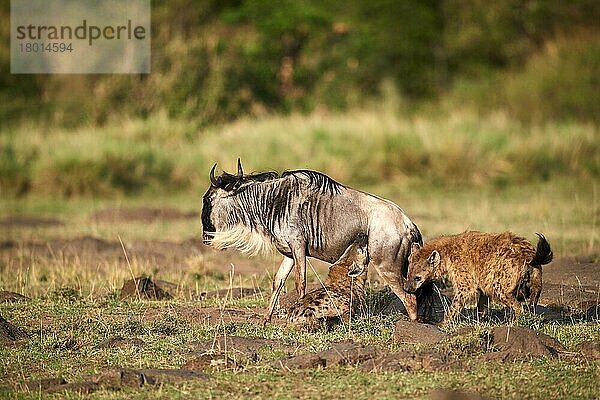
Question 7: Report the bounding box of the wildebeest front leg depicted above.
[378,266,418,321]
[292,245,307,298]
[265,256,294,324]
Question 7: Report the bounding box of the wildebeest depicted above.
[287,233,369,331]
[404,231,553,325]
[201,160,423,322]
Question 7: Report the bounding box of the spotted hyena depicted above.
[404,231,552,325]
[287,233,369,330]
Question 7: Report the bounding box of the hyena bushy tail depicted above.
[530,233,553,266]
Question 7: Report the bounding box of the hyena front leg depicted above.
[503,295,524,321]
[442,292,468,326]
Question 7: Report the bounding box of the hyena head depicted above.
[403,243,441,293]
[339,233,369,278]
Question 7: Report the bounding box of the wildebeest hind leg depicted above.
[265,256,294,324]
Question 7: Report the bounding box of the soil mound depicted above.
[482,326,564,361]
[120,277,174,300]
[90,207,198,222]
[0,291,30,303]
[182,354,238,371]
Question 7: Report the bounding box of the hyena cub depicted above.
[404,231,552,325]
[287,233,369,330]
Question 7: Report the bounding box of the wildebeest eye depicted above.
[413,276,422,282]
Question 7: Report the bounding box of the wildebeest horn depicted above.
[210,163,218,186]
[237,158,244,177]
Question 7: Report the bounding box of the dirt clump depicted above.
[482,326,564,361]
[429,388,491,400]
[318,341,379,366]
[18,377,67,392]
[577,340,600,360]
[274,341,379,370]
[394,320,449,344]
[97,336,146,349]
[361,349,452,372]
[44,381,99,395]
[90,207,198,223]
[182,354,238,371]
[22,368,209,394]
[0,291,30,303]
[585,305,600,321]
[0,215,63,228]
[120,277,173,300]
[0,315,29,344]
[95,368,209,388]
[274,353,326,370]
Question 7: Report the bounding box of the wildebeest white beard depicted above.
[208,224,275,257]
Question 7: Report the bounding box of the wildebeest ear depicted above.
[410,242,421,254]
[427,250,441,269]
[236,158,244,177]
[347,261,365,278]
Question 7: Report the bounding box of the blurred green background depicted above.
[0,0,598,198]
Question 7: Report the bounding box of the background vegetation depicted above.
[1,0,599,199]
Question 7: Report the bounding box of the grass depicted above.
[1,109,599,399]
[1,108,598,197]
[2,295,599,399]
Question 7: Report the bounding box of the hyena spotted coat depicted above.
[287,234,369,330]
[404,231,552,325]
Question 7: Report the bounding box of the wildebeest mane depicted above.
[217,169,344,196]
[282,170,344,195]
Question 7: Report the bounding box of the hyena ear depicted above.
[347,261,366,278]
[410,242,421,255]
[427,250,441,270]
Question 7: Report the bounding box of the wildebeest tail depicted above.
[530,233,553,266]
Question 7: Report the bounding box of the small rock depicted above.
[120,277,173,300]
[394,320,449,344]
